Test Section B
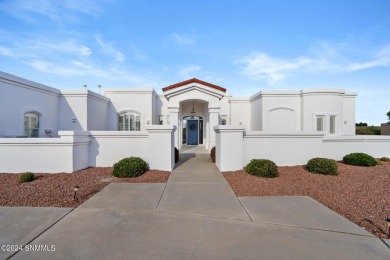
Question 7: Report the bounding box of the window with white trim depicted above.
[329,115,336,134]
[24,112,39,137]
[118,111,141,131]
[316,116,324,132]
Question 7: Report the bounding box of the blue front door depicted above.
[187,120,198,145]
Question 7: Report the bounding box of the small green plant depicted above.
[210,146,216,163]
[19,172,35,183]
[112,157,148,178]
[380,157,390,162]
[306,158,338,175]
[175,147,179,163]
[343,153,377,167]
[245,159,279,178]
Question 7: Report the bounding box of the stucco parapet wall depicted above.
[214,125,246,133]
[300,89,346,96]
[323,135,390,142]
[0,137,90,146]
[344,91,358,97]
[0,71,60,96]
[60,90,110,103]
[88,131,149,138]
[229,97,250,103]
[249,90,301,101]
[146,125,176,133]
[244,131,325,138]
[104,88,156,95]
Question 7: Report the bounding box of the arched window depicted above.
[24,112,39,137]
[118,111,141,131]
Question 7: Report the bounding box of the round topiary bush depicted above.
[112,157,148,178]
[245,159,279,178]
[306,158,338,175]
[19,172,34,183]
[175,147,179,163]
[380,157,390,162]
[343,153,377,167]
[210,146,216,163]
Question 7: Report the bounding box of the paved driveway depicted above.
[2,153,390,259]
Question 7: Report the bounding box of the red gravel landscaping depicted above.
[223,161,390,239]
[0,167,169,208]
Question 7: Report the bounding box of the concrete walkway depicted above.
[3,151,390,259]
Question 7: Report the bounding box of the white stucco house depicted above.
[1,71,389,173]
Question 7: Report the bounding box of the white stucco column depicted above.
[214,125,245,171]
[208,105,220,150]
[168,105,180,149]
[146,125,176,171]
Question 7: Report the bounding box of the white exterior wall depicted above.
[87,93,110,130]
[243,132,324,166]
[0,132,91,173]
[214,126,390,171]
[250,96,262,130]
[0,72,60,137]
[260,91,301,132]
[219,95,231,124]
[342,93,357,135]
[89,131,149,167]
[322,136,390,159]
[59,92,88,131]
[301,89,345,134]
[230,99,251,128]
[105,88,155,131]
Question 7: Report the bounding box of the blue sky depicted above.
[0,0,389,125]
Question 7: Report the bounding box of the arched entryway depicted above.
[179,99,208,147]
[182,116,203,145]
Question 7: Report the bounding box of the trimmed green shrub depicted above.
[306,158,338,175]
[19,172,34,183]
[380,157,390,162]
[210,146,216,163]
[245,159,279,178]
[175,147,179,163]
[112,157,148,178]
[343,153,377,167]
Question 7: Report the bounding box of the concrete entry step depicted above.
[179,145,209,154]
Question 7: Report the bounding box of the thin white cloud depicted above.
[25,59,159,87]
[0,38,91,59]
[29,40,92,57]
[236,43,390,84]
[0,46,16,58]
[0,0,103,24]
[95,35,125,62]
[171,32,196,45]
[178,65,201,79]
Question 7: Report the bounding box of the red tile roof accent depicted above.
[162,78,226,92]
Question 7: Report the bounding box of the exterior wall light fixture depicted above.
[190,100,196,118]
